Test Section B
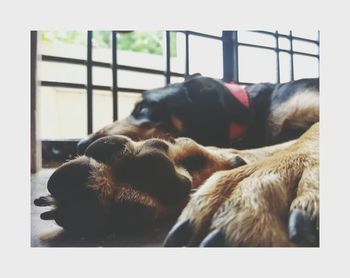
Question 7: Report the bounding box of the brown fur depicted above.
[36,77,320,245]
[36,123,319,244]
[177,123,319,246]
[94,117,177,142]
[266,89,319,141]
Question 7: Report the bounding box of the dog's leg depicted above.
[164,123,319,247]
[164,163,294,247]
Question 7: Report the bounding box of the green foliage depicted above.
[40,31,177,57]
[117,32,163,55]
[40,31,85,45]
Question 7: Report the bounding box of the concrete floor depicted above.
[31,169,172,247]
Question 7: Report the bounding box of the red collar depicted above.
[224,82,250,144]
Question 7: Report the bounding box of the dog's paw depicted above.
[164,168,294,247]
[34,136,191,235]
[288,209,319,247]
[34,136,240,236]
[164,125,319,247]
[288,165,319,246]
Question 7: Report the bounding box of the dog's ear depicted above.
[185,73,202,80]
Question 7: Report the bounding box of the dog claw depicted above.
[34,196,55,207]
[40,210,56,220]
[289,209,319,246]
[199,229,226,247]
[163,219,192,247]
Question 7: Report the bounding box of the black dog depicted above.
[77,74,319,152]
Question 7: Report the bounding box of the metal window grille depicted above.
[31,30,320,168]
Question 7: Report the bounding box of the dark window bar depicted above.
[165,31,171,84]
[185,31,190,77]
[290,31,295,80]
[31,31,42,172]
[112,31,118,121]
[222,31,239,82]
[275,31,281,83]
[87,31,93,134]
[317,31,320,77]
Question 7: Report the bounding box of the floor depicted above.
[31,169,172,247]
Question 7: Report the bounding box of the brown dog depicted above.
[35,76,319,247]
[164,123,319,247]
[35,122,319,246]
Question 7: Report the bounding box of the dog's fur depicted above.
[165,123,319,247]
[77,75,319,151]
[35,76,319,247]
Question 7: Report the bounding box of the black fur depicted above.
[131,75,319,149]
[132,75,251,147]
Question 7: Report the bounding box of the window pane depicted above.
[39,31,87,59]
[92,74,160,131]
[278,37,291,51]
[238,31,276,47]
[293,55,319,80]
[93,91,142,132]
[92,31,112,63]
[93,90,113,132]
[39,61,86,84]
[117,31,165,70]
[118,92,142,120]
[238,46,277,83]
[93,67,112,87]
[189,36,223,78]
[279,52,292,83]
[293,40,319,55]
[171,32,186,74]
[171,76,185,84]
[39,87,87,139]
[118,70,165,91]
